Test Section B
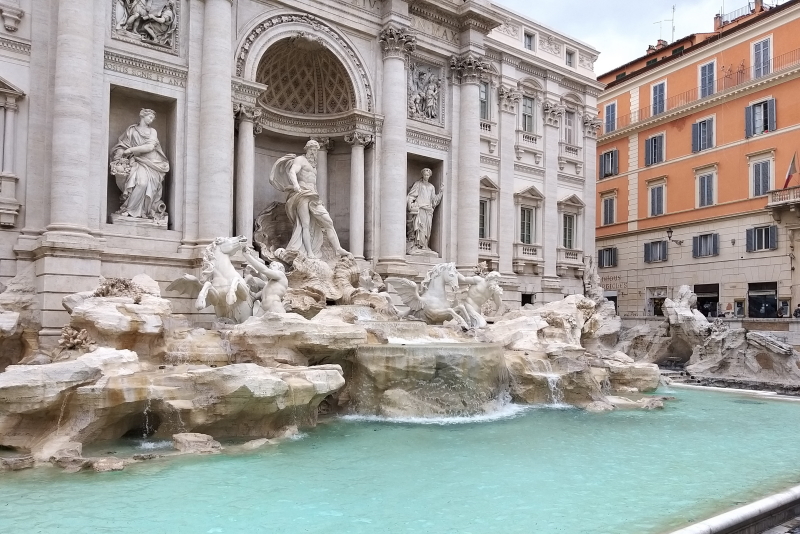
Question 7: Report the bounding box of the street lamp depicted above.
[666,227,683,245]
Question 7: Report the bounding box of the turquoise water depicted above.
[3,387,800,534]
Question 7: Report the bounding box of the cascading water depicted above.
[545,374,565,406]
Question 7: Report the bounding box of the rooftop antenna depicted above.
[654,5,676,43]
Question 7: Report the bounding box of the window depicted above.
[698,173,714,207]
[754,38,771,78]
[600,149,618,178]
[615,72,626,81]
[745,99,776,137]
[649,183,664,216]
[646,58,658,67]
[563,111,575,144]
[520,207,534,244]
[748,281,778,318]
[753,160,771,197]
[746,225,777,252]
[692,233,719,258]
[692,118,714,152]
[644,240,668,263]
[700,62,715,98]
[566,50,575,67]
[602,196,615,226]
[479,82,489,121]
[604,103,616,134]
[645,134,664,166]
[562,213,575,249]
[522,97,535,133]
[652,81,665,115]
[524,32,534,51]
[672,46,684,55]
[597,247,617,268]
[479,199,489,239]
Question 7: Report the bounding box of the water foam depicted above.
[340,403,537,426]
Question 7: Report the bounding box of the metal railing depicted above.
[719,2,754,25]
[608,46,800,133]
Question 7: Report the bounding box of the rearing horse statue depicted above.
[167,236,253,323]
[387,263,469,328]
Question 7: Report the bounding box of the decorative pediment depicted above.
[558,194,585,213]
[515,185,544,201]
[0,75,23,98]
[480,176,499,191]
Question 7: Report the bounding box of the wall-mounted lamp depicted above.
[666,227,684,246]
[731,239,736,246]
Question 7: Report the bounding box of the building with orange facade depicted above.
[596,0,800,319]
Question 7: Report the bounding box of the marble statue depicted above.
[166,236,253,323]
[242,247,288,316]
[406,168,443,254]
[456,271,504,329]
[269,139,349,259]
[408,63,441,121]
[387,263,469,328]
[116,0,178,48]
[109,108,170,224]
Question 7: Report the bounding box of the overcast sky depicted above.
[496,0,782,74]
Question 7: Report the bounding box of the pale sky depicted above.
[496,0,784,75]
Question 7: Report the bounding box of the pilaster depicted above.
[541,99,564,301]
[497,86,520,276]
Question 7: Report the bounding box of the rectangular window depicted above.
[566,50,575,67]
[563,214,575,249]
[479,199,488,239]
[698,173,714,207]
[563,111,575,144]
[747,225,778,252]
[649,183,664,216]
[692,118,714,152]
[746,99,775,137]
[605,103,616,134]
[652,82,666,115]
[602,196,615,226]
[754,38,771,78]
[700,62,715,98]
[748,281,778,319]
[522,97,535,133]
[644,240,668,263]
[479,82,489,121]
[692,233,719,258]
[524,32,534,51]
[597,247,617,268]
[520,207,534,245]
[645,134,664,165]
[753,160,771,197]
[600,149,618,178]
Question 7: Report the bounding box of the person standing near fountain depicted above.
[406,168,443,253]
[269,139,349,259]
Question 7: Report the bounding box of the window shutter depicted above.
[745,105,754,138]
[612,149,619,175]
[712,233,719,256]
[645,138,652,166]
[769,225,778,250]
[597,250,603,268]
[706,118,714,148]
[746,228,755,252]
[611,247,618,267]
[692,236,699,258]
[691,123,699,153]
[767,98,777,132]
[657,135,664,163]
[661,240,668,261]
[644,242,651,263]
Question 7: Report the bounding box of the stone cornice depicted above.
[514,162,544,177]
[481,155,500,167]
[231,78,267,107]
[103,50,188,88]
[407,0,503,35]
[407,128,450,152]
[0,35,29,56]
[256,107,383,137]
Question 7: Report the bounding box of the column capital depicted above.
[311,136,334,152]
[449,52,488,85]
[498,85,522,114]
[379,25,416,60]
[583,113,602,139]
[344,131,373,148]
[542,100,565,128]
[233,103,262,123]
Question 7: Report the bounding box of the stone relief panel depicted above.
[579,53,596,70]
[538,35,561,56]
[111,0,179,55]
[408,62,444,127]
[495,21,519,39]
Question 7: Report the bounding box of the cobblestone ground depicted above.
[763,517,800,533]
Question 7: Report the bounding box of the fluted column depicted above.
[498,87,521,275]
[345,132,371,259]
[311,137,332,207]
[377,26,415,272]
[197,0,234,242]
[234,104,261,243]
[47,0,95,235]
[452,53,487,269]
[1,99,14,176]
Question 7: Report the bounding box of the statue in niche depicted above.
[408,63,442,122]
[269,139,349,259]
[406,168,443,254]
[109,108,169,226]
[115,0,177,49]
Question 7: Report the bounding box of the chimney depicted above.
[646,44,657,54]
[754,0,764,12]
[714,13,723,31]
[656,39,668,50]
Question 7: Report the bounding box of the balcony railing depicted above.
[516,130,540,146]
[480,121,493,134]
[607,46,800,133]
[559,141,582,161]
[557,248,584,266]
[513,243,541,260]
[478,238,498,256]
[768,185,800,207]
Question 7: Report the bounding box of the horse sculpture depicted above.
[166,236,253,323]
[386,263,469,328]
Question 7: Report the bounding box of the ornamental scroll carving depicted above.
[408,62,444,126]
[583,114,602,139]
[498,86,522,114]
[542,100,565,127]
[450,53,488,85]
[579,53,596,70]
[379,26,416,59]
[111,0,179,55]
[539,34,561,56]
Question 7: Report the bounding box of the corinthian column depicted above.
[377,26,415,273]
[498,86,521,275]
[311,137,332,207]
[542,100,565,295]
[234,104,261,243]
[452,53,487,269]
[197,0,234,242]
[345,132,372,259]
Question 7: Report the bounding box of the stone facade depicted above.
[0,0,600,343]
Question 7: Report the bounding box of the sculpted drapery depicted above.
[406,168,443,253]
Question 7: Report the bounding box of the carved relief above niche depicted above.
[408,61,444,127]
[111,0,179,55]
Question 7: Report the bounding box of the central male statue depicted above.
[270,139,349,259]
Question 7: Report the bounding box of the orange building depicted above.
[596,0,800,319]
